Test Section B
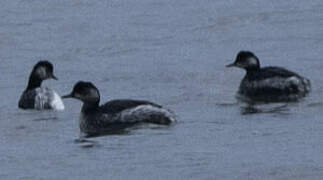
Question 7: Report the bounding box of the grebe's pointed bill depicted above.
[226,62,236,68]
[62,93,73,99]
[51,74,58,80]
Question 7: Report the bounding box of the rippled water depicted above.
[1,0,323,179]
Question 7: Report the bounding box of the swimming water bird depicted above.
[226,51,311,102]
[62,81,176,136]
[18,61,65,110]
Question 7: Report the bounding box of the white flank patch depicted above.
[119,104,176,123]
[242,75,311,98]
[34,87,49,110]
[286,76,300,86]
[247,76,298,90]
[34,87,64,110]
[51,91,65,110]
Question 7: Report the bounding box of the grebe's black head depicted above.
[26,60,58,90]
[226,51,260,71]
[63,81,100,104]
[32,61,58,80]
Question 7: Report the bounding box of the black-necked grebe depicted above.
[63,81,176,136]
[226,51,311,102]
[18,61,65,110]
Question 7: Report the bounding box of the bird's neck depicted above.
[81,101,100,113]
[245,67,261,81]
[246,66,260,74]
[26,73,43,91]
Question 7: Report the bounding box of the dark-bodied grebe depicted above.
[226,51,311,102]
[63,81,176,136]
[18,61,64,110]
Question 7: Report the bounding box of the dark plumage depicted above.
[63,81,176,137]
[99,100,162,114]
[18,61,64,110]
[227,51,311,102]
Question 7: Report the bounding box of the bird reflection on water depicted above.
[240,104,290,115]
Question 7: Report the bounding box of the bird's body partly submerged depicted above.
[19,87,64,110]
[63,81,176,137]
[18,61,64,110]
[227,51,311,103]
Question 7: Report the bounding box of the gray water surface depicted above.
[1,0,323,179]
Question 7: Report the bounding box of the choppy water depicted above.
[1,0,323,179]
